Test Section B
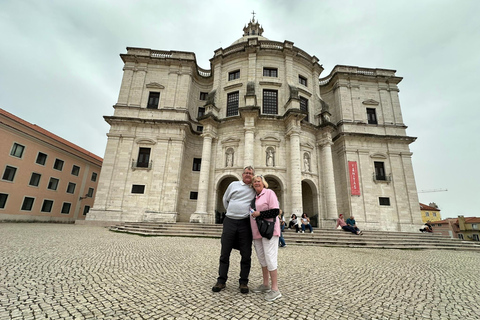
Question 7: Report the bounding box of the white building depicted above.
[87,18,422,231]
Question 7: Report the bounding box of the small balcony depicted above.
[373,173,392,183]
[132,160,152,171]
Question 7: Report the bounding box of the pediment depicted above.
[362,99,379,105]
[146,82,165,89]
[301,142,314,150]
[136,138,156,145]
[370,152,387,159]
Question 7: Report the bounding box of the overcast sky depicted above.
[1,0,479,219]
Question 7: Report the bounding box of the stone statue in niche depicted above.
[289,85,299,100]
[266,149,274,167]
[226,150,234,167]
[207,89,216,106]
[246,82,255,95]
[304,154,310,172]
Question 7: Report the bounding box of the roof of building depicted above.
[436,217,480,225]
[419,203,440,211]
[0,108,103,163]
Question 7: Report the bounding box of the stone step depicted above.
[109,222,480,251]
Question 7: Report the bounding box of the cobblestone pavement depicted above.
[1,224,479,320]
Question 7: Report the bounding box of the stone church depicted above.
[87,18,422,231]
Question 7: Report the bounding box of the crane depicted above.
[418,189,448,193]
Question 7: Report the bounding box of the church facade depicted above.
[87,19,422,231]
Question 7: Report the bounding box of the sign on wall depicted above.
[348,161,361,196]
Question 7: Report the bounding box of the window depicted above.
[0,193,8,209]
[263,68,278,77]
[379,197,390,206]
[87,188,94,197]
[147,92,160,109]
[83,205,90,215]
[473,234,479,241]
[48,178,59,190]
[53,159,64,171]
[91,172,97,182]
[190,191,198,200]
[71,165,80,176]
[198,107,205,118]
[66,182,76,194]
[21,197,35,211]
[61,202,71,214]
[131,185,145,194]
[29,173,41,187]
[263,90,278,115]
[299,75,307,86]
[41,200,54,213]
[458,234,464,240]
[2,166,17,181]
[367,108,378,125]
[472,224,479,230]
[193,158,201,171]
[300,96,309,122]
[10,143,25,158]
[226,91,239,117]
[36,152,47,165]
[374,162,386,181]
[228,70,240,81]
[136,148,151,168]
[197,126,203,132]
[425,212,430,217]
[199,92,208,100]
[433,212,437,217]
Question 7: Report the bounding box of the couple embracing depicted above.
[211,166,282,302]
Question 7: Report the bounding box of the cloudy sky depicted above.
[1,0,479,219]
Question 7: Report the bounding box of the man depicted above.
[212,166,256,294]
[346,215,360,233]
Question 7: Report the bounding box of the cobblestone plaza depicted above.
[1,224,479,319]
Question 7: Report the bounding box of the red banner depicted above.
[349,161,361,196]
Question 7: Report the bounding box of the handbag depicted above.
[251,197,275,239]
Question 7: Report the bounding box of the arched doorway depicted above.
[215,175,238,224]
[302,180,319,227]
[264,175,283,212]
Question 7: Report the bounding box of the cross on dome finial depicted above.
[251,10,256,22]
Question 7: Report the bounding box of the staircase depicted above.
[109,222,480,251]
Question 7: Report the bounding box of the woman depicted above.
[249,175,282,301]
[336,213,362,235]
[288,214,300,233]
[301,213,313,233]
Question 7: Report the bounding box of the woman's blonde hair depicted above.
[253,175,268,188]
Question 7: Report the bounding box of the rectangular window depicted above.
[41,200,54,213]
[367,108,378,125]
[472,224,478,230]
[53,159,64,171]
[10,143,25,158]
[71,165,80,176]
[199,92,208,100]
[87,188,94,197]
[36,152,47,165]
[473,234,479,241]
[263,68,278,77]
[190,191,198,200]
[136,148,151,168]
[425,212,430,217]
[66,182,76,194]
[374,162,386,181]
[147,92,160,109]
[2,166,17,181]
[226,91,239,117]
[0,193,8,209]
[91,172,97,182]
[458,234,464,240]
[193,158,202,171]
[299,75,307,86]
[300,96,309,122]
[433,212,437,217]
[83,205,90,215]
[198,107,205,118]
[131,185,145,194]
[29,173,42,187]
[48,177,59,190]
[228,70,240,81]
[21,197,35,211]
[263,90,278,115]
[61,202,71,214]
[197,126,203,132]
[379,197,391,206]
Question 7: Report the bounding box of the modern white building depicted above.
[87,18,422,231]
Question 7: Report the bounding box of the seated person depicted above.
[346,215,360,233]
[420,221,433,233]
[300,213,313,233]
[288,214,300,233]
[336,213,362,235]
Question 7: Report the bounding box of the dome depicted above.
[231,18,268,45]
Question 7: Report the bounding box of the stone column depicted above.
[244,116,255,167]
[191,132,214,223]
[320,132,338,219]
[287,125,303,216]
